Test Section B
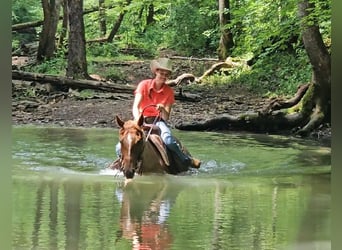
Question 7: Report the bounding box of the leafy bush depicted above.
[26,57,67,75]
[233,51,312,96]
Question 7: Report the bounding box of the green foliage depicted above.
[12,0,43,24]
[235,51,312,96]
[230,0,300,57]
[163,0,219,56]
[12,0,331,99]
[12,0,42,50]
[88,62,126,81]
[87,43,120,58]
[78,89,96,99]
[201,50,311,97]
[22,86,39,98]
[12,39,20,52]
[26,56,67,75]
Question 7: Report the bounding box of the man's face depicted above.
[156,69,171,81]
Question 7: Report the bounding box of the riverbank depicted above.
[12,81,330,146]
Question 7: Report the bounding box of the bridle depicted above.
[120,121,145,176]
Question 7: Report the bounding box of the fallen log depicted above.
[175,111,305,133]
[12,70,201,101]
[12,70,135,93]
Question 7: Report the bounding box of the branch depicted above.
[12,4,116,31]
[197,57,248,82]
[261,83,311,114]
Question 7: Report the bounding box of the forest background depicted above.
[11,0,331,139]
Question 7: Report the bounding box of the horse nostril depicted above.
[125,170,135,179]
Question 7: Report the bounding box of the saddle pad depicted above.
[148,134,170,166]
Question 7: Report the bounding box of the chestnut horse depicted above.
[115,115,193,179]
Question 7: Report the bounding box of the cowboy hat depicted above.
[150,58,172,74]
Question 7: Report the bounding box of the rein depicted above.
[130,104,161,175]
[141,104,161,142]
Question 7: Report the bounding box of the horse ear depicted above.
[116,115,124,128]
[137,114,144,127]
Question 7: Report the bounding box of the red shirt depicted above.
[134,79,175,117]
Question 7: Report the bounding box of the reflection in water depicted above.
[64,179,83,250]
[38,127,89,147]
[30,177,84,250]
[12,174,331,250]
[115,179,183,249]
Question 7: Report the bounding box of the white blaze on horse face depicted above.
[126,132,133,158]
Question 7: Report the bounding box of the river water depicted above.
[12,126,331,250]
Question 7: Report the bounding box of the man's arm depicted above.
[157,103,172,121]
[132,93,143,120]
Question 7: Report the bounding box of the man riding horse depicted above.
[110,58,201,176]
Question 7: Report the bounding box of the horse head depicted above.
[116,115,145,179]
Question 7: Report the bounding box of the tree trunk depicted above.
[296,0,331,136]
[57,0,68,49]
[37,0,62,61]
[217,0,234,60]
[146,4,154,25]
[66,0,89,80]
[99,0,107,36]
[107,0,132,42]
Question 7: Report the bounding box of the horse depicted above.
[114,114,196,179]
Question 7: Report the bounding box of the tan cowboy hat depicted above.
[150,58,172,74]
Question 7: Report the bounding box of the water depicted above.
[12,126,331,250]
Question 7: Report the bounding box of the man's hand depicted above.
[156,104,165,111]
[156,103,172,121]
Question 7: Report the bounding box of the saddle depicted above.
[142,124,170,166]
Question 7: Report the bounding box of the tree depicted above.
[66,0,89,79]
[176,0,330,137]
[295,0,331,135]
[99,0,107,36]
[217,0,234,60]
[57,0,68,49]
[107,0,132,43]
[37,0,62,61]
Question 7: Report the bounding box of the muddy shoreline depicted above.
[12,81,331,146]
